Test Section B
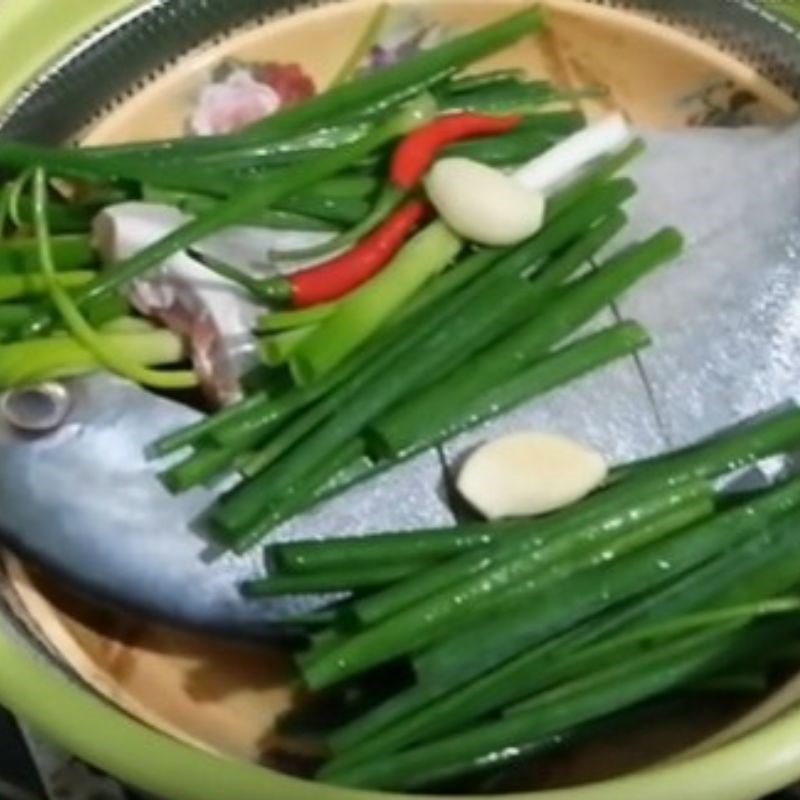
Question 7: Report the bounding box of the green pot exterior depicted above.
[773,2,800,28]
[0,0,138,108]
[5,622,800,800]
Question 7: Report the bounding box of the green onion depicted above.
[294,175,379,200]
[371,229,683,454]
[270,186,405,264]
[275,193,372,226]
[13,195,100,234]
[260,328,314,367]
[64,9,543,164]
[83,122,373,167]
[160,442,246,494]
[148,391,271,458]
[0,270,95,301]
[443,69,528,93]
[331,595,797,769]
[373,321,651,459]
[393,248,503,322]
[326,496,714,760]
[22,96,438,337]
[695,672,769,694]
[241,562,423,597]
[172,179,634,457]
[269,524,500,574]
[634,415,800,485]
[547,138,646,219]
[258,303,338,333]
[506,598,800,717]
[301,480,713,689]
[186,251,278,302]
[0,235,94,273]
[215,223,636,548]
[31,168,198,390]
[213,274,533,536]
[494,178,637,282]
[316,463,800,791]
[0,303,37,331]
[209,385,328,449]
[329,4,390,88]
[322,625,768,790]
[141,187,341,232]
[242,438,374,531]
[444,128,555,166]
[438,80,560,115]
[161,417,286,492]
[0,142,232,194]
[7,169,33,229]
[150,133,376,173]
[239,399,335,479]
[212,181,638,543]
[399,200,628,328]
[415,477,800,693]
[0,328,186,387]
[290,221,463,384]
[0,182,12,234]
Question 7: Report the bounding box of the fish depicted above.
[0,375,453,636]
[1,125,799,638]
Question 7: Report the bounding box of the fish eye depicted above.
[1,383,72,433]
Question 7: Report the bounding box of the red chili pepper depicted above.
[390,113,524,190]
[264,200,430,308]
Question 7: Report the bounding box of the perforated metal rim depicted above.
[0,0,321,143]
[598,0,800,95]
[1,0,799,144]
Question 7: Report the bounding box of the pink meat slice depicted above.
[93,202,328,406]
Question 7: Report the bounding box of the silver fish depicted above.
[0,375,453,636]
[2,125,800,638]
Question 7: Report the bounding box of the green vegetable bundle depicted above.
[0,10,602,390]
[251,408,800,791]
[159,141,678,552]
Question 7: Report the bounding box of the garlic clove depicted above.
[425,158,546,246]
[457,432,608,520]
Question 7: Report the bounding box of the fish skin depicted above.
[0,375,270,635]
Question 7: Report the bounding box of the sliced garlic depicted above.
[457,432,608,520]
[425,157,546,246]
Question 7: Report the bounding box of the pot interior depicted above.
[3,0,800,789]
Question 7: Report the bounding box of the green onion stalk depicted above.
[31,168,197,390]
